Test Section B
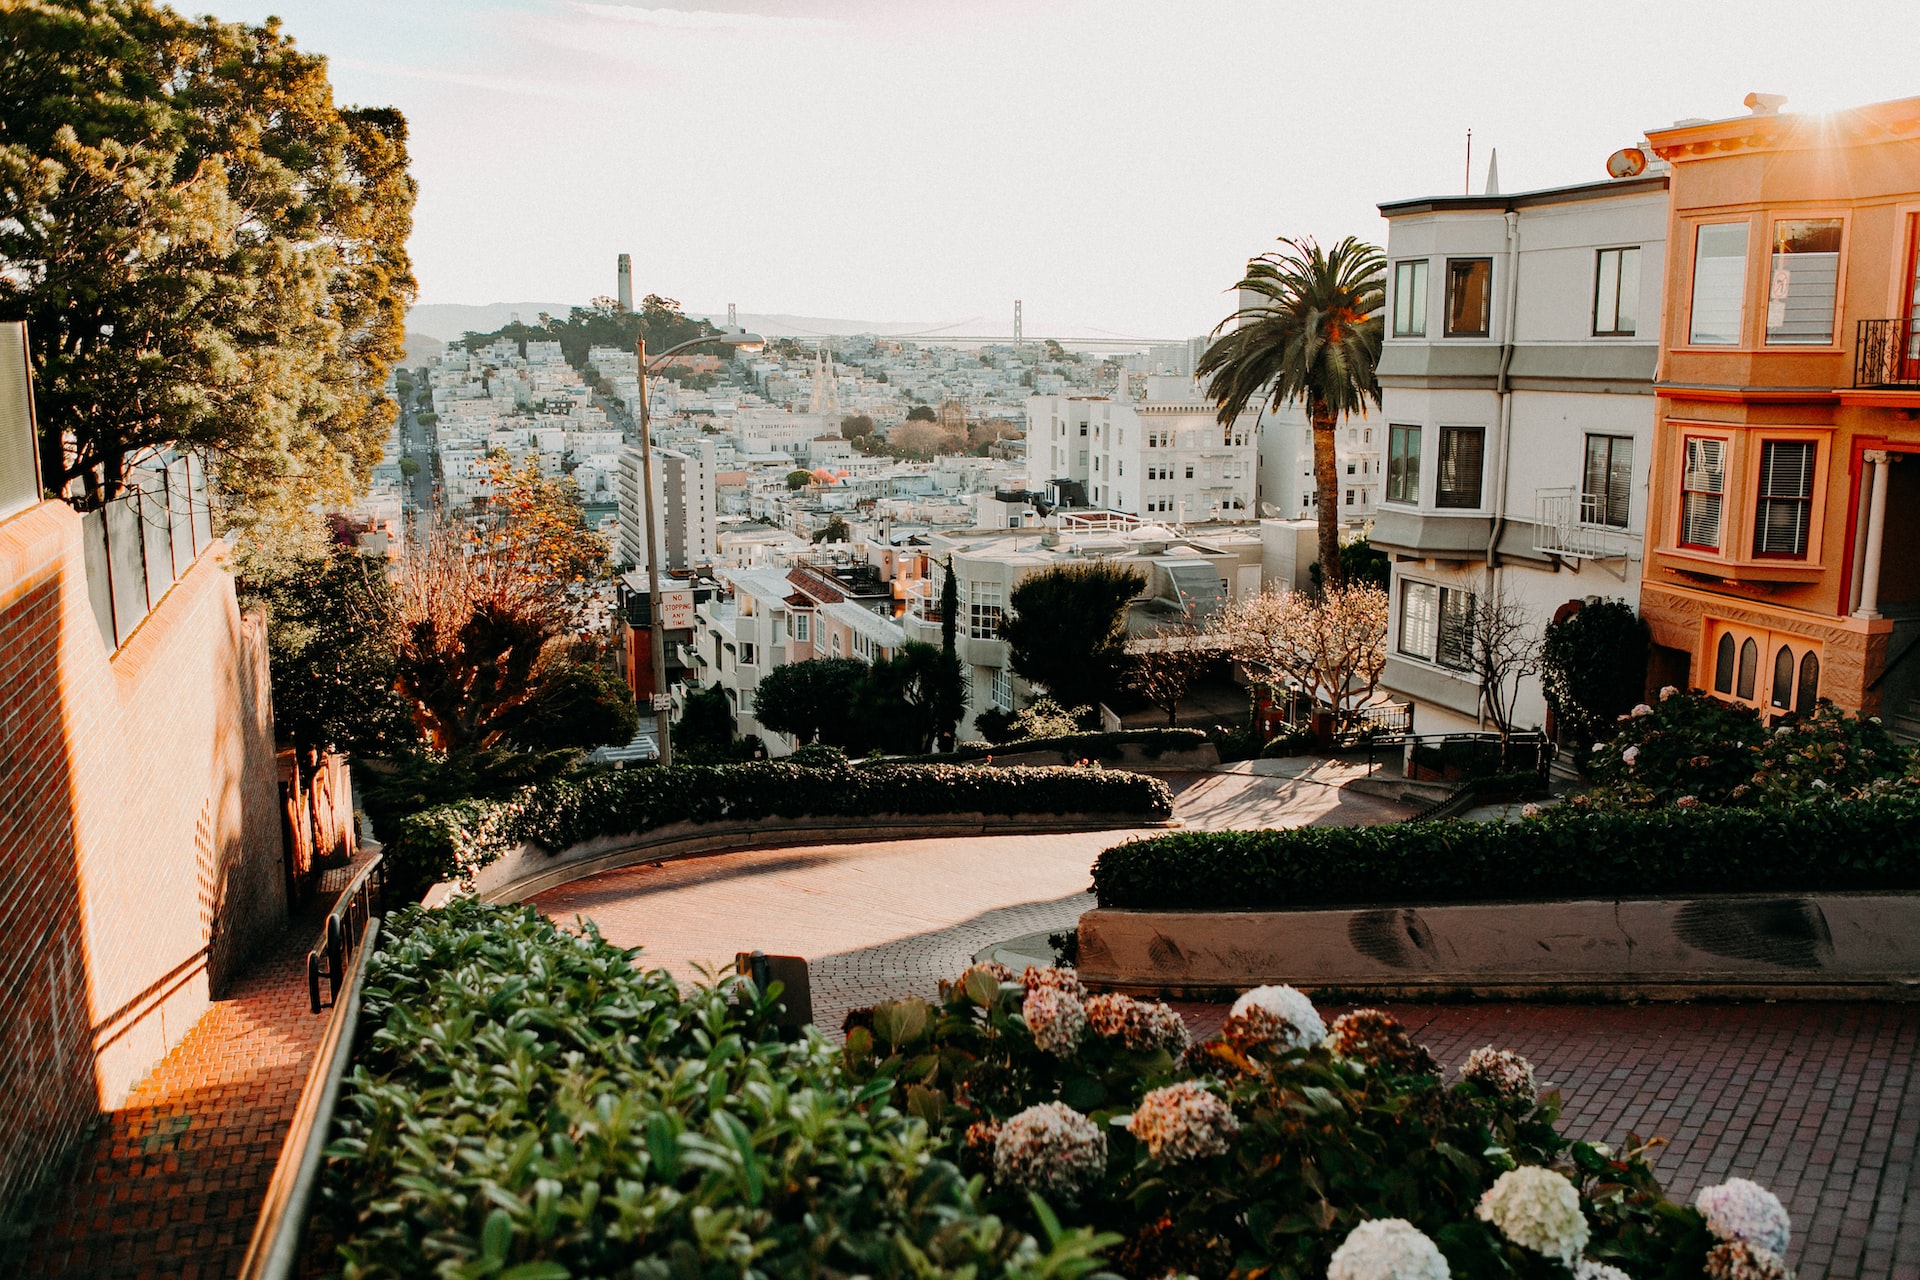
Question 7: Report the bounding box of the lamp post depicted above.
[635,327,763,766]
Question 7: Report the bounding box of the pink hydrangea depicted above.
[1461,1046,1538,1105]
[1127,1081,1240,1162]
[1695,1178,1791,1257]
[1022,985,1086,1057]
[992,1102,1106,1200]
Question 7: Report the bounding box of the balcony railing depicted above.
[1533,487,1629,561]
[1855,318,1920,389]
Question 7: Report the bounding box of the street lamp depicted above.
[635,327,763,766]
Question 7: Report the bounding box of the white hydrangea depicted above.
[1660,685,1680,700]
[1476,1167,1589,1263]
[992,1102,1106,1200]
[1695,1178,1791,1257]
[1622,746,1640,766]
[1229,984,1325,1049]
[1326,1219,1451,1280]
[1574,1260,1633,1280]
[1127,1081,1240,1162]
[1460,1046,1538,1105]
[1705,1240,1794,1280]
[1022,985,1087,1057]
[1631,703,1654,717]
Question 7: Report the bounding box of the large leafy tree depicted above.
[0,1,416,539]
[753,657,868,747]
[862,641,965,755]
[1198,237,1384,586]
[1000,562,1146,714]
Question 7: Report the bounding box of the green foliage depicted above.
[1582,691,1909,810]
[395,456,420,478]
[1002,565,1147,713]
[1540,600,1649,746]
[675,685,735,757]
[787,742,848,768]
[753,657,869,746]
[459,294,714,372]
[887,728,1210,766]
[383,761,1173,896]
[318,901,1121,1280]
[862,641,967,754]
[1090,788,1920,910]
[1,0,415,541]
[973,707,1021,743]
[1013,697,1091,741]
[1260,725,1318,758]
[785,468,813,490]
[496,657,638,752]
[357,748,580,897]
[1309,536,1391,592]
[906,403,938,421]
[812,514,851,543]
[840,413,876,440]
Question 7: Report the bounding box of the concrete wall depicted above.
[1077,893,1920,1000]
[0,501,285,1212]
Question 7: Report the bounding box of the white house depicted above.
[1025,376,1257,522]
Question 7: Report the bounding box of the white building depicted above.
[617,437,717,572]
[1371,168,1669,732]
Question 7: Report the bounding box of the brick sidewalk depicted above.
[0,895,336,1279]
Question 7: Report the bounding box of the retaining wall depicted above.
[1076,894,1920,1001]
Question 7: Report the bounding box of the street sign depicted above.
[651,694,673,712]
[659,588,694,630]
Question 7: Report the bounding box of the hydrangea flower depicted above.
[1084,993,1190,1053]
[1695,1178,1791,1257]
[1460,1046,1538,1105]
[1676,795,1700,808]
[1127,1081,1240,1162]
[1226,984,1325,1050]
[1622,746,1640,766]
[1021,964,1086,999]
[1631,703,1654,717]
[1520,802,1542,818]
[1705,1241,1795,1280]
[1573,1260,1633,1280]
[1325,1009,1438,1076]
[1660,685,1680,699]
[1023,985,1087,1057]
[1326,1219,1451,1280]
[992,1102,1106,1200]
[1476,1166,1589,1263]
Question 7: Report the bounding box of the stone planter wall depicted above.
[1076,894,1920,1001]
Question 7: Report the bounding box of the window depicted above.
[1689,222,1749,344]
[1771,645,1795,711]
[967,581,1002,640]
[1185,464,1194,479]
[1346,462,1356,475]
[1435,427,1485,508]
[1593,247,1641,336]
[1386,424,1420,504]
[1737,637,1759,701]
[1346,489,1355,505]
[1079,422,1087,436]
[1714,632,1736,695]
[1444,258,1492,336]
[788,611,810,642]
[1398,581,1475,670]
[1797,651,1820,713]
[739,641,756,666]
[1582,435,1633,529]
[1766,219,1843,345]
[1393,260,1428,337]
[992,665,1013,711]
[1680,437,1726,550]
[1753,440,1815,557]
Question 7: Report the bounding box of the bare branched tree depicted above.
[1462,579,1542,756]
[1127,610,1229,727]
[1219,583,1388,729]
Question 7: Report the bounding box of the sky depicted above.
[200,0,1920,340]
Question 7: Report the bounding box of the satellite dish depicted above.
[1606,147,1648,179]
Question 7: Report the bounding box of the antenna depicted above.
[1464,129,1472,195]
[727,302,737,329]
[1013,299,1023,345]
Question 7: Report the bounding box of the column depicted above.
[1848,456,1874,613]
[1855,450,1889,620]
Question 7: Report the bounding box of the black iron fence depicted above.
[1855,318,1920,389]
[308,853,383,1014]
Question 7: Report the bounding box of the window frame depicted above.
[1678,434,1729,553]
[1434,426,1486,510]
[1443,257,1493,338]
[1397,579,1475,672]
[1592,246,1641,337]
[1385,424,1421,505]
[1686,220,1752,347]
[1581,434,1633,530]
[1752,438,1818,559]
[966,580,1003,641]
[1392,259,1429,338]
[1762,214,1848,349]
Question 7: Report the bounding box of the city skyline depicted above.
[197,0,1920,337]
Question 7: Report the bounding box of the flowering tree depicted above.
[1219,583,1387,728]
[1127,611,1228,727]
[1461,585,1542,755]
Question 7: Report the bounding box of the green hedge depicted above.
[887,727,1211,766]
[385,761,1174,900]
[1091,790,1920,910]
[314,901,1115,1279]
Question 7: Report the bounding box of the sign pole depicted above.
[636,334,673,767]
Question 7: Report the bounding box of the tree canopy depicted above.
[0,0,416,541]
[753,658,868,747]
[1001,563,1146,714]
[458,295,714,371]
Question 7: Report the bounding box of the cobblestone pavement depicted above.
[1,879,347,1279]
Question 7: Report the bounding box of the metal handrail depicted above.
[237,914,381,1280]
[308,853,384,1014]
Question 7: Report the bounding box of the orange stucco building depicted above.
[1638,96,1920,722]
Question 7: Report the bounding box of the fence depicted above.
[79,450,215,649]
[0,323,37,521]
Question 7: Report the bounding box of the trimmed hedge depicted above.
[887,727,1211,766]
[386,761,1174,900]
[1091,790,1920,910]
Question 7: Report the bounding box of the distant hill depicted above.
[406,302,574,341]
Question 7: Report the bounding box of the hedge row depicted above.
[385,761,1174,901]
[1091,790,1920,910]
[886,727,1212,766]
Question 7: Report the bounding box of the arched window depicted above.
[1714,632,1736,694]
[1771,645,1795,709]
[1737,637,1759,701]
[1797,651,1821,714]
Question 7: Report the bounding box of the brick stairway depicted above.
[0,880,349,1280]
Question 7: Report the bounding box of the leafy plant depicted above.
[1540,600,1649,748]
[1002,565,1147,714]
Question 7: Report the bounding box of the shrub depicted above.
[888,727,1210,766]
[1540,599,1649,747]
[1090,789,1920,910]
[1584,690,1909,809]
[1261,725,1317,758]
[383,760,1174,897]
[314,902,1120,1280]
[974,706,1021,743]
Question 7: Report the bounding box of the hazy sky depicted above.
[202,0,1919,338]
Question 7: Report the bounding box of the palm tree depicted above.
[1197,237,1385,587]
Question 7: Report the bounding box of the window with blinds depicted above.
[1765,219,1842,346]
[1689,223,1749,345]
[1582,434,1632,529]
[1436,427,1484,509]
[1753,440,1815,557]
[1397,580,1475,671]
[1680,437,1726,550]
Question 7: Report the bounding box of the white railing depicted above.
[1533,487,1629,561]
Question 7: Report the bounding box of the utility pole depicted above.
[635,334,673,767]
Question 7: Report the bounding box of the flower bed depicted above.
[315,903,1793,1280]
[383,760,1173,901]
[1090,791,1920,911]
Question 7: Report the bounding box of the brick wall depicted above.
[0,500,285,1212]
